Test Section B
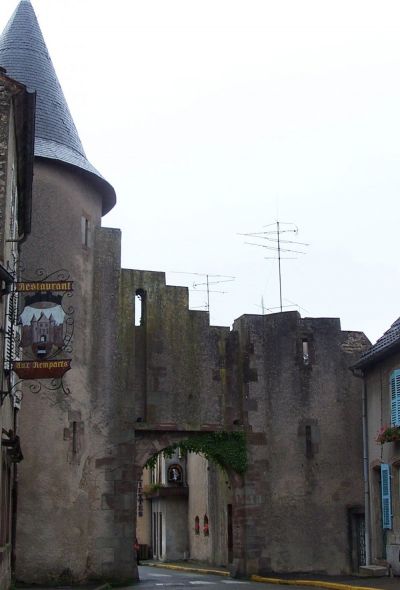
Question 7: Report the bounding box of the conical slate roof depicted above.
[0,0,116,214]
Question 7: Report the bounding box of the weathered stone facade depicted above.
[128,273,370,575]
[0,1,373,585]
[232,312,369,574]
[0,70,34,590]
[16,165,116,585]
[187,453,233,566]
[16,221,371,582]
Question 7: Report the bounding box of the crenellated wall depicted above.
[0,1,374,584]
[16,220,371,581]
[115,269,369,576]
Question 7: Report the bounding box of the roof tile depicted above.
[355,317,400,368]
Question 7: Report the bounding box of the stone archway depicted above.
[133,429,246,576]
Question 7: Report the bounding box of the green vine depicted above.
[144,431,247,474]
[143,483,165,495]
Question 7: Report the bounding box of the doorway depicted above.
[348,507,366,571]
[227,503,233,563]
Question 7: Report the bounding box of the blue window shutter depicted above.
[390,370,400,426]
[381,464,392,530]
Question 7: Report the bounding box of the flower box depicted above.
[376,425,400,444]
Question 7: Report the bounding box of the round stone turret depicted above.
[0,0,116,214]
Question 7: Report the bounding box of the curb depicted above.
[93,584,112,590]
[146,562,230,577]
[250,575,384,590]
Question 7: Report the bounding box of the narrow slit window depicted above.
[72,421,78,454]
[135,289,146,326]
[81,216,90,247]
[305,425,313,458]
[135,294,142,327]
[302,340,309,365]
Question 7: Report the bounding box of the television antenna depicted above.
[168,271,235,313]
[239,221,309,313]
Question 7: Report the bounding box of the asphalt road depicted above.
[137,565,306,590]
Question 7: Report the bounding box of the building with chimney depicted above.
[0,1,371,586]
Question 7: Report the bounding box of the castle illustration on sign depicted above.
[19,296,65,359]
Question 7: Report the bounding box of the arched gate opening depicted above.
[133,430,246,577]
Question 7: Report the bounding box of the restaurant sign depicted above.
[16,281,73,293]
[12,271,74,385]
[12,359,71,380]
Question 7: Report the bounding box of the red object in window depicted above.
[203,515,209,536]
[194,516,200,534]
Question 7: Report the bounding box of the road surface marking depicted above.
[155,584,186,587]
[151,573,172,577]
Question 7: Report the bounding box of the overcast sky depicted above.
[1,0,400,343]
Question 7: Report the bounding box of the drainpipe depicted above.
[11,402,19,577]
[357,369,371,565]
[362,374,371,565]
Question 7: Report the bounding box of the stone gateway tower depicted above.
[0,1,127,585]
[0,1,371,585]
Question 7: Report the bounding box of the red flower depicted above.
[376,425,400,444]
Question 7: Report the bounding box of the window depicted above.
[381,464,392,530]
[167,464,183,483]
[194,516,200,535]
[72,421,78,454]
[81,216,90,247]
[135,289,146,327]
[305,425,313,458]
[302,340,309,365]
[390,370,400,426]
[203,514,209,536]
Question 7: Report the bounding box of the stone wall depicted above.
[136,467,151,548]
[15,195,371,582]
[187,454,210,562]
[188,453,233,566]
[16,163,117,585]
[124,269,235,428]
[233,312,369,575]
[127,271,369,576]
